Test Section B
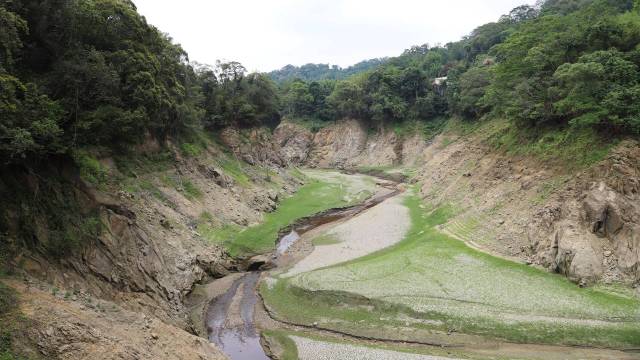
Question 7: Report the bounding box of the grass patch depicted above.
[198,223,241,246]
[0,282,26,360]
[261,330,299,360]
[114,150,175,177]
[488,120,616,169]
[72,150,108,187]
[160,175,203,201]
[263,192,640,348]
[223,178,362,256]
[312,234,341,246]
[180,142,204,157]
[215,171,376,257]
[531,176,570,205]
[288,167,307,182]
[285,117,333,133]
[356,165,416,182]
[392,118,447,140]
[217,157,251,187]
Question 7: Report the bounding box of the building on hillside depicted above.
[432,77,447,96]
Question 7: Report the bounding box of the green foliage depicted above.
[72,150,108,186]
[391,118,447,140]
[489,120,616,168]
[0,164,103,258]
[280,79,336,121]
[0,0,283,166]
[268,59,387,83]
[286,117,333,133]
[223,173,376,256]
[279,0,639,153]
[0,73,65,161]
[489,1,640,134]
[198,62,280,129]
[180,143,203,157]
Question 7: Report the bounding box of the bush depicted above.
[72,151,108,186]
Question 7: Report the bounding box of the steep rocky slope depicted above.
[273,119,429,168]
[1,118,637,359]
[415,133,639,286]
[0,137,301,359]
[273,118,639,287]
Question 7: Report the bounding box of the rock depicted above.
[245,254,275,271]
[197,165,234,188]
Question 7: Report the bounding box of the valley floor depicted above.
[258,173,640,359]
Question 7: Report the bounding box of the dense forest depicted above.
[2,0,640,166]
[279,0,640,136]
[267,59,387,83]
[0,0,279,164]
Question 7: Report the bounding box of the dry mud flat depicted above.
[291,336,457,360]
[263,191,640,359]
[284,193,410,276]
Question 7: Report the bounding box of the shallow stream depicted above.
[205,181,400,360]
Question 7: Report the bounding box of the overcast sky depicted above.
[133,0,533,73]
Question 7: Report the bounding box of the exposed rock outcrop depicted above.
[0,140,301,358]
[413,133,640,285]
[8,280,225,360]
[219,126,285,166]
[271,119,428,169]
[273,121,314,165]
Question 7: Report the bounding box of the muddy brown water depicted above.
[205,185,401,360]
[206,272,269,360]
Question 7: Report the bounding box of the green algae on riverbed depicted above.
[214,170,376,256]
[262,329,504,360]
[261,192,640,348]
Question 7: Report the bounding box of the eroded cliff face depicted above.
[0,139,300,359]
[272,118,639,286]
[272,119,429,168]
[413,134,639,286]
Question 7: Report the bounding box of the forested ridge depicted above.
[267,59,387,83]
[2,0,640,166]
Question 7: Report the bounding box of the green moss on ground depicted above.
[261,330,299,360]
[311,234,341,246]
[0,283,27,360]
[262,193,640,348]
[222,176,367,256]
[263,329,514,360]
[217,158,251,187]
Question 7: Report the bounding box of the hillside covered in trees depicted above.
[267,59,387,83]
[2,0,640,168]
[279,0,640,140]
[2,1,640,359]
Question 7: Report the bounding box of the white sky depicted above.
[133,0,533,73]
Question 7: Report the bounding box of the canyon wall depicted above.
[273,119,639,286]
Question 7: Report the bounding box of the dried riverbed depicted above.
[204,171,402,359]
[203,170,640,360]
